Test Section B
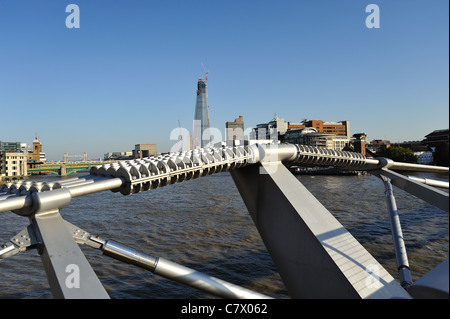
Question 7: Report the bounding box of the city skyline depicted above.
[0,1,448,161]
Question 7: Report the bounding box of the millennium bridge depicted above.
[0,143,448,299]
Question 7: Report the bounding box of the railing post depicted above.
[31,209,109,298]
[28,188,109,298]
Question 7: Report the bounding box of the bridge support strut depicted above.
[231,161,411,299]
[381,176,413,289]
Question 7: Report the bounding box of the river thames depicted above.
[0,170,448,298]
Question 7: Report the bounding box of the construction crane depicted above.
[201,62,209,83]
[201,62,210,109]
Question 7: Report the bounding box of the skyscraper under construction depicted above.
[193,78,211,148]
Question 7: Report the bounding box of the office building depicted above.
[415,151,434,165]
[252,117,351,143]
[133,144,157,159]
[226,116,245,146]
[1,151,28,182]
[288,120,350,138]
[422,129,449,146]
[284,128,350,150]
[252,116,289,141]
[0,141,28,153]
[193,78,211,148]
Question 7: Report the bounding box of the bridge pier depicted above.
[59,164,67,177]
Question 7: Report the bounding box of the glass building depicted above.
[193,78,211,148]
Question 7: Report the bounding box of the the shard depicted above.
[193,78,211,148]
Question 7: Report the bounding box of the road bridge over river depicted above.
[28,162,107,176]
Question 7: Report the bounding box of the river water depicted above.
[0,170,448,298]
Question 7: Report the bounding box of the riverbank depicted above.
[288,166,367,176]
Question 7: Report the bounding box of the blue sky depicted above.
[0,0,448,161]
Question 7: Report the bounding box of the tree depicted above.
[378,146,417,163]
